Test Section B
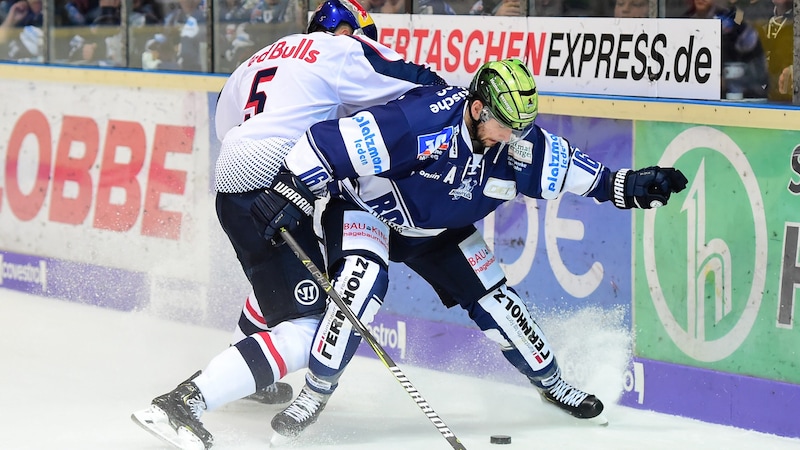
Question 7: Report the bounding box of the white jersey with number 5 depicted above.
[214,32,444,193]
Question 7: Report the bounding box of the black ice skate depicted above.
[131,371,214,450]
[539,376,608,426]
[270,385,330,438]
[243,381,293,404]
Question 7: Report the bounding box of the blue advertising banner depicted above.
[0,250,147,311]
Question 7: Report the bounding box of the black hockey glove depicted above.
[250,171,315,244]
[610,166,688,209]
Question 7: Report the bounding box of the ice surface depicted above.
[2,290,799,450]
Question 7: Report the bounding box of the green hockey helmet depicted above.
[469,58,538,132]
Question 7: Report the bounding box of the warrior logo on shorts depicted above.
[294,279,320,305]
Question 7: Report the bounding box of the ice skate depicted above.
[243,382,294,404]
[539,376,608,426]
[270,385,330,439]
[131,371,214,450]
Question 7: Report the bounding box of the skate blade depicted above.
[131,406,206,450]
[588,413,609,426]
[269,431,297,447]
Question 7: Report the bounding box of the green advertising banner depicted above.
[634,122,800,384]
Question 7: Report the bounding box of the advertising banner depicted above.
[633,122,800,384]
[616,122,800,439]
[374,15,721,100]
[0,79,212,284]
[0,77,217,319]
[0,250,147,310]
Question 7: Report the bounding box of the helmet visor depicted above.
[481,107,531,141]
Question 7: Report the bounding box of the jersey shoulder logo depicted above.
[483,177,517,200]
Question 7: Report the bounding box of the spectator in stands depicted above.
[245,0,305,63]
[61,0,100,25]
[0,0,41,37]
[469,0,573,17]
[67,31,123,65]
[362,0,405,13]
[218,22,255,72]
[469,0,526,15]
[614,0,648,17]
[163,0,206,71]
[777,66,793,100]
[216,0,252,72]
[142,32,181,69]
[249,0,298,23]
[0,0,40,29]
[0,1,9,21]
[219,0,251,23]
[93,0,119,24]
[129,0,162,68]
[758,0,793,101]
[131,0,162,26]
[725,0,773,24]
[683,0,768,99]
[417,0,456,13]
[0,0,43,60]
[66,33,99,62]
[142,32,163,68]
[60,0,123,66]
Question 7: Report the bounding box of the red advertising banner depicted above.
[0,79,212,283]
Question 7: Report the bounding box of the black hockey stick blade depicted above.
[280,229,467,450]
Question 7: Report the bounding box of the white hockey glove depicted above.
[610,166,688,209]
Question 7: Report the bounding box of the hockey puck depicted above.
[490,435,511,444]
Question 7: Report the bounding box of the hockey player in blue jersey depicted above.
[131,2,447,449]
[251,58,688,438]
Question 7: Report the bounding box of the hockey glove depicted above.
[610,166,688,209]
[250,171,315,244]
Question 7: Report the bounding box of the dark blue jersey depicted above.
[286,85,615,236]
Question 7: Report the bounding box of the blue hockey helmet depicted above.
[307,0,378,41]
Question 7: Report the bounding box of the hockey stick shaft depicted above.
[280,229,467,450]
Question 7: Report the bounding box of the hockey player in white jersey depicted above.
[131,2,446,449]
[251,58,688,438]
[214,0,382,407]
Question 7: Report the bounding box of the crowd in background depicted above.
[0,0,794,101]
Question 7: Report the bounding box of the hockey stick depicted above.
[280,229,468,450]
